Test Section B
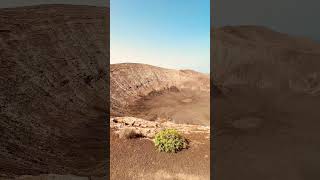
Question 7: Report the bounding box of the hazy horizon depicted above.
[111,0,210,73]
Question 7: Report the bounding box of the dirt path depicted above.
[110,130,210,180]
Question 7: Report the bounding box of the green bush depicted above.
[154,129,188,153]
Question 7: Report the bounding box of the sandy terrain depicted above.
[110,130,210,180]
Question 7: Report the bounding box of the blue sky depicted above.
[111,0,210,73]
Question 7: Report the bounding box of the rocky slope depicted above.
[212,25,320,94]
[0,5,109,178]
[110,63,209,114]
[110,63,210,125]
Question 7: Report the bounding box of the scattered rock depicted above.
[111,117,210,139]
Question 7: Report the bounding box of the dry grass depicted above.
[118,128,143,139]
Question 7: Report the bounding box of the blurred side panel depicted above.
[0,2,109,179]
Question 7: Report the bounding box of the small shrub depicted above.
[118,128,142,139]
[154,129,188,153]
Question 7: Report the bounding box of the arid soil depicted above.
[110,63,210,179]
[213,26,320,179]
[110,130,210,180]
[0,5,108,179]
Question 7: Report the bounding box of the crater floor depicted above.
[128,89,210,126]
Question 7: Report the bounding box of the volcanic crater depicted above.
[110,63,210,126]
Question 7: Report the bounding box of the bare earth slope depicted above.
[213,26,320,180]
[0,5,109,178]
